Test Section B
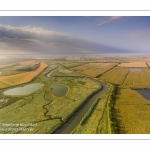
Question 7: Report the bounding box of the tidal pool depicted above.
[128,68,142,72]
[59,69,72,73]
[136,89,150,101]
[50,84,68,97]
[3,83,44,96]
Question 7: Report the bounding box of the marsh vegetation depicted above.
[0,56,150,134]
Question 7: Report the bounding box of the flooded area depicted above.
[3,83,44,96]
[50,84,68,97]
[76,70,82,73]
[59,69,72,73]
[97,68,102,70]
[136,89,150,101]
[128,68,142,72]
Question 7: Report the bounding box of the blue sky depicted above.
[0,16,150,54]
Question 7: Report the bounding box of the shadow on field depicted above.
[115,109,127,134]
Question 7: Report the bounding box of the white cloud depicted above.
[97,16,125,26]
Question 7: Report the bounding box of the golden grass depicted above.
[118,62,147,67]
[71,63,117,77]
[0,64,14,69]
[19,60,39,66]
[115,88,150,133]
[122,68,150,88]
[146,62,150,67]
[99,66,150,88]
[99,67,128,85]
[0,62,48,88]
[73,84,115,134]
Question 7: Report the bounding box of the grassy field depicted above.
[0,62,101,133]
[71,62,118,77]
[99,66,150,88]
[73,84,118,134]
[1,57,150,134]
[115,88,150,133]
[122,67,150,88]
[0,62,48,88]
[62,62,87,68]
[118,62,147,67]
[99,67,128,85]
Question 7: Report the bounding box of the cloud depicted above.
[0,24,130,54]
[97,16,125,26]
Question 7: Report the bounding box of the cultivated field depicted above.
[19,60,39,66]
[0,64,15,69]
[118,62,147,67]
[122,67,150,88]
[62,62,87,69]
[99,67,128,85]
[115,88,150,133]
[1,56,150,134]
[0,62,48,88]
[71,63,118,77]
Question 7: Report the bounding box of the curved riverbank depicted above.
[53,79,108,134]
[46,65,109,134]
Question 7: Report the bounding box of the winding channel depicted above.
[47,65,108,134]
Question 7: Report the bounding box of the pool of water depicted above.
[76,70,82,73]
[50,65,58,67]
[128,68,142,72]
[50,84,68,97]
[3,83,44,96]
[136,89,150,101]
[97,68,102,70]
[59,69,72,73]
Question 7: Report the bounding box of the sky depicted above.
[0,16,150,55]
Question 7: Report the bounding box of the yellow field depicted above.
[0,64,14,69]
[118,62,147,67]
[122,67,150,88]
[146,62,150,67]
[99,66,150,88]
[71,63,118,77]
[0,62,48,88]
[19,60,39,66]
[115,88,150,133]
[99,67,128,85]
